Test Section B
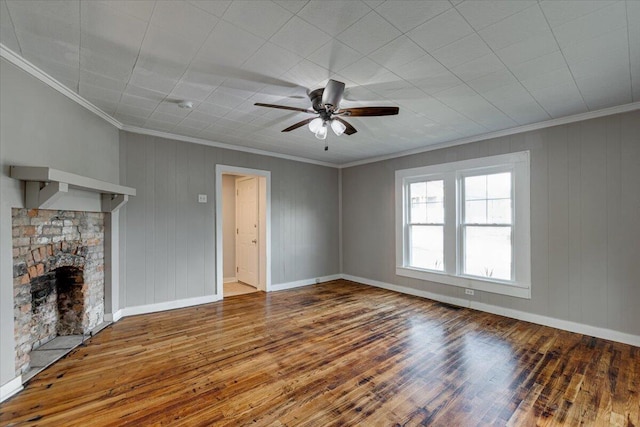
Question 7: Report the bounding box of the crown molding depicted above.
[338,101,640,168]
[120,125,339,168]
[0,44,122,129]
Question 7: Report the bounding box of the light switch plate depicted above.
[198,194,207,203]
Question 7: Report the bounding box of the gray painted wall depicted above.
[342,110,640,336]
[119,132,340,307]
[222,175,236,280]
[0,59,119,387]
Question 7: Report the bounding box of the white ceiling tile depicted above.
[123,84,167,103]
[197,20,265,68]
[480,83,550,124]
[79,84,122,103]
[144,119,177,132]
[273,0,307,14]
[562,27,628,67]
[243,42,302,78]
[7,0,79,24]
[479,5,549,51]
[509,51,566,82]
[408,8,473,52]
[539,0,618,28]
[81,1,147,51]
[127,70,176,96]
[393,54,448,81]
[529,81,586,117]
[553,1,626,49]
[0,0,21,53]
[467,69,519,94]
[431,34,492,69]
[282,59,330,89]
[368,36,425,72]
[169,81,216,102]
[86,98,118,116]
[80,69,127,92]
[520,67,574,92]
[121,92,163,110]
[410,73,463,96]
[568,47,629,81]
[450,53,505,82]
[113,113,147,126]
[187,0,231,18]
[206,89,246,109]
[336,11,401,55]
[495,32,558,67]
[115,103,154,119]
[435,84,517,130]
[151,1,218,42]
[456,0,537,31]
[148,110,185,125]
[222,0,292,39]
[80,33,138,81]
[374,0,451,32]
[17,31,78,69]
[577,76,632,110]
[339,57,391,85]
[298,0,370,35]
[94,0,155,22]
[307,40,363,73]
[176,116,211,131]
[270,16,331,57]
[196,101,233,118]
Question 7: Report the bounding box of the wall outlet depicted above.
[465,289,474,296]
[198,194,207,203]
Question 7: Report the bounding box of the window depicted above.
[395,152,530,298]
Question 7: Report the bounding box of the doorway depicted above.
[216,165,271,300]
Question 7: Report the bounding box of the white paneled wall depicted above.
[342,110,640,336]
[119,132,340,308]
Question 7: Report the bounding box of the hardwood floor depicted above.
[1,280,638,426]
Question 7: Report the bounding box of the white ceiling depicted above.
[1,0,638,165]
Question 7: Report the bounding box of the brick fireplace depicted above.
[12,208,105,375]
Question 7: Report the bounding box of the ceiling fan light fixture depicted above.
[315,123,328,140]
[308,117,323,133]
[330,119,346,136]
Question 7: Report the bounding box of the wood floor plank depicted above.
[1,280,638,426]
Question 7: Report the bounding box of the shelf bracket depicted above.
[25,181,69,209]
[101,194,129,212]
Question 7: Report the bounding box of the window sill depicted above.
[396,266,531,299]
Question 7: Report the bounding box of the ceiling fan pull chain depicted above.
[324,141,329,151]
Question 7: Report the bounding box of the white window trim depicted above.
[395,151,531,299]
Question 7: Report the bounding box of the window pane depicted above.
[426,202,444,223]
[465,175,486,200]
[464,226,511,280]
[465,200,486,224]
[488,199,512,224]
[487,172,511,199]
[426,180,444,202]
[410,225,444,271]
[409,182,426,223]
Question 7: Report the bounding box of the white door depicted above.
[236,177,259,287]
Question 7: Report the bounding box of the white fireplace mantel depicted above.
[10,166,136,212]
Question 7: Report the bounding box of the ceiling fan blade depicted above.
[282,117,317,132]
[341,106,399,117]
[322,79,346,109]
[254,103,315,114]
[334,118,357,135]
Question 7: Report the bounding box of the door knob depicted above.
[252,239,257,244]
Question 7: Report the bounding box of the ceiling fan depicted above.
[254,79,399,150]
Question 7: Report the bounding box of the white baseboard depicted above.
[343,274,640,348]
[121,295,219,317]
[104,309,123,323]
[223,277,237,283]
[1,375,23,403]
[271,274,342,291]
